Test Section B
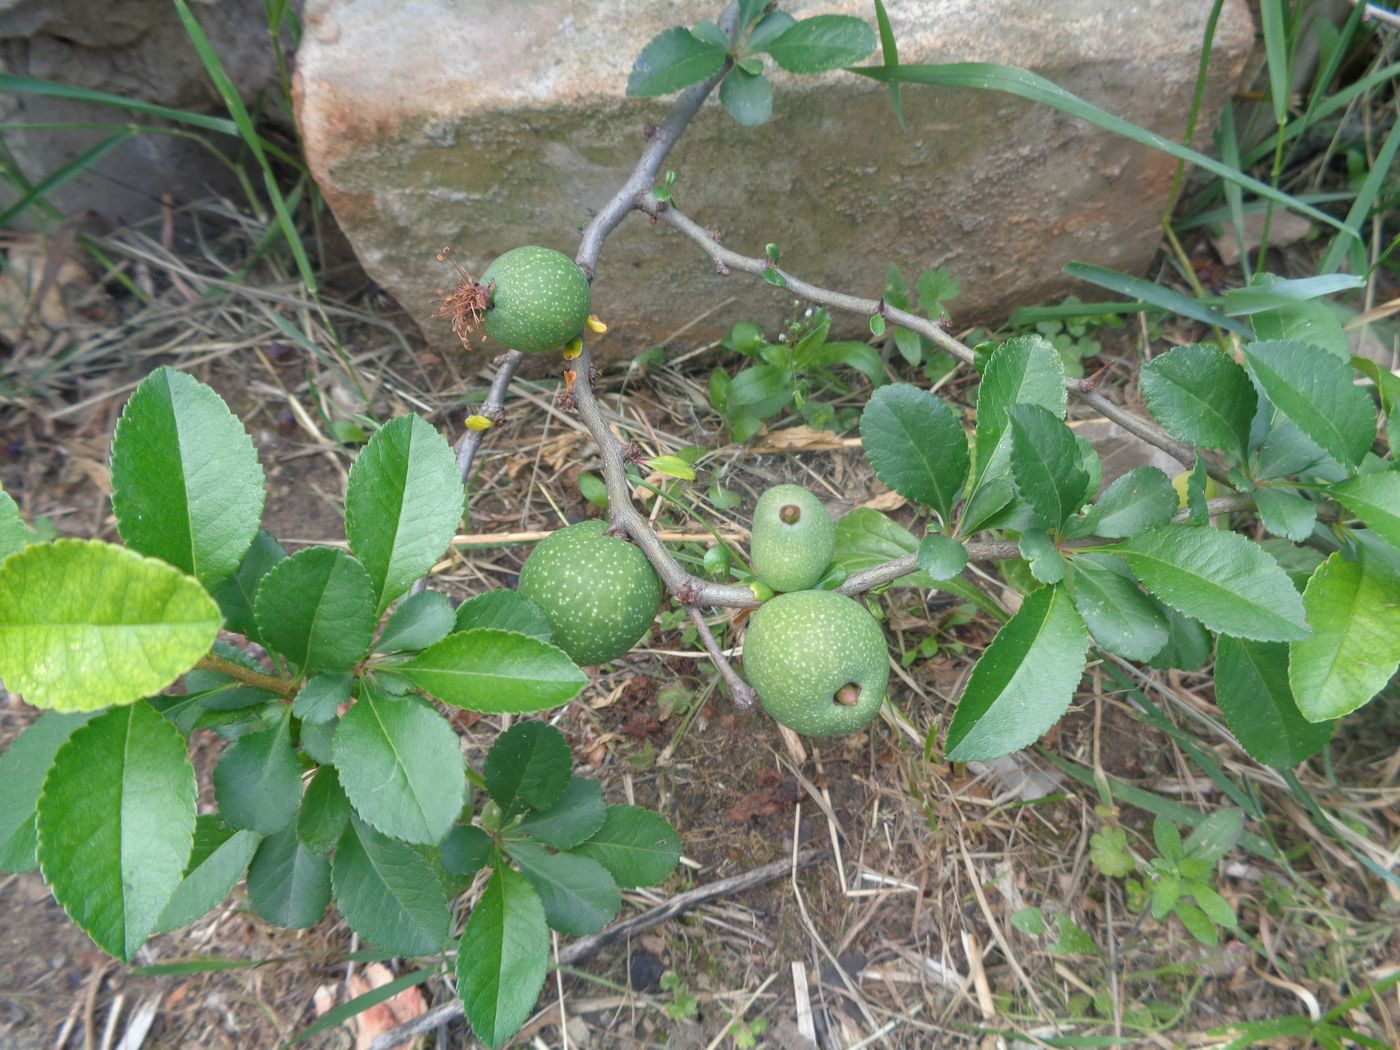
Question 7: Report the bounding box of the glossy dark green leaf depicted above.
[441,824,492,878]
[627,26,727,98]
[377,590,456,653]
[254,547,376,674]
[37,702,196,959]
[859,384,969,524]
[213,708,302,835]
[0,711,93,873]
[515,776,607,850]
[1242,340,1375,467]
[1289,552,1400,721]
[1253,488,1316,543]
[333,689,465,845]
[399,629,587,713]
[457,864,549,1048]
[1140,343,1256,456]
[1330,472,1400,551]
[761,14,876,72]
[944,586,1089,761]
[1146,606,1212,671]
[332,818,450,957]
[1069,554,1168,661]
[454,590,552,642]
[744,10,794,51]
[291,672,350,724]
[915,535,968,582]
[296,765,351,856]
[720,66,772,125]
[1009,404,1089,529]
[155,815,260,933]
[1214,637,1333,768]
[571,805,681,888]
[1122,527,1309,642]
[213,529,285,644]
[484,721,572,811]
[1091,467,1179,539]
[246,824,331,929]
[508,841,620,937]
[345,415,464,616]
[110,367,264,592]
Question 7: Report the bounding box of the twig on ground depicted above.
[686,605,755,708]
[366,848,822,1050]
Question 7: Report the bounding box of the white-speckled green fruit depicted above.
[517,521,662,665]
[750,484,835,593]
[743,590,887,737]
[481,246,591,353]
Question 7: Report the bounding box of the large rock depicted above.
[0,0,288,227]
[295,0,1254,363]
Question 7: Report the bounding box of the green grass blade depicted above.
[1175,191,1353,231]
[1318,113,1400,275]
[1258,0,1290,128]
[1163,0,1227,218]
[1009,301,1159,325]
[1221,273,1363,316]
[871,0,905,132]
[1244,61,1400,167]
[1063,261,1251,337]
[1214,102,1250,281]
[1303,2,1366,128]
[850,62,1353,238]
[286,967,440,1046]
[0,74,241,136]
[0,130,132,227]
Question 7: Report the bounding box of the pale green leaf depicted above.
[0,540,220,712]
[1253,488,1316,543]
[1288,553,1400,721]
[110,367,264,592]
[915,535,968,582]
[831,508,933,589]
[720,67,772,125]
[1091,467,1179,539]
[345,415,465,616]
[1330,473,1400,552]
[0,711,94,873]
[0,485,26,562]
[944,585,1088,761]
[291,672,350,724]
[36,702,196,960]
[1122,527,1309,643]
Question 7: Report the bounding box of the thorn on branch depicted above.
[621,440,647,466]
[642,121,657,140]
[557,372,578,411]
[706,227,722,242]
[715,261,730,276]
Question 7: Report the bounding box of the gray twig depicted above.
[455,350,524,484]
[686,604,756,707]
[367,849,822,1050]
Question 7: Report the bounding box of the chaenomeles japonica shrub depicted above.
[0,366,681,1048]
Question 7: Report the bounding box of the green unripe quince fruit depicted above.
[749,484,835,593]
[481,245,591,353]
[743,590,888,737]
[517,520,662,665]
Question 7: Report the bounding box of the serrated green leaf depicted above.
[0,485,26,561]
[0,711,93,873]
[1214,636,1332,768]
[1009,404,1089,529]
[507,841,620,937]
[868,314,887,337]
[455,590,552,642]
[893,326,923,365]
[377,590,456,653]
[1329,472,1400,551]
[1253,488,1316,542]
[110,367,265,592]
[1140,343,1256,456]
[296,765,351,855]
[1121,527,1309,642]
[1091,467,1179,539]
[332,818,449,957]
[944,585,1089,761]
[1146,606,1212,671]
[627,26,727,98]
[1069,553,1168,661]
[1190,881,1236,928]
[830,508,933,589]
[573,805,681,889]
[915,535,968,582]
[745,10,795,51]
[399,629,587,713]
[291,672,350,724]
[720,66,772,125]
[254,547,376,674]
[761,267,786,287]
[1019,530,1066,584]
[646,455,696,481]
[442,824,492,878]
[859,384,969,524]
[345,415,465,616]
[761,14,876,72]
[213,529,284,644]
[1250,289,1351,360]
[213,708,302,835]
[156,815,260,933]
[484,721,572,811]
[246,824,330,929]
[333,688,465,845]
[1088,827,1134,878]
[1242,341,1375,467]
[1153,818,1183,860]
[37,702,196,960]
[457,863,549,1048]
[1151,872,1181,918]
[0,540,220,712]
[690,18,729,50]
[515,776,607,850]
[297,717,336,766]
[1288,552,1400,722]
